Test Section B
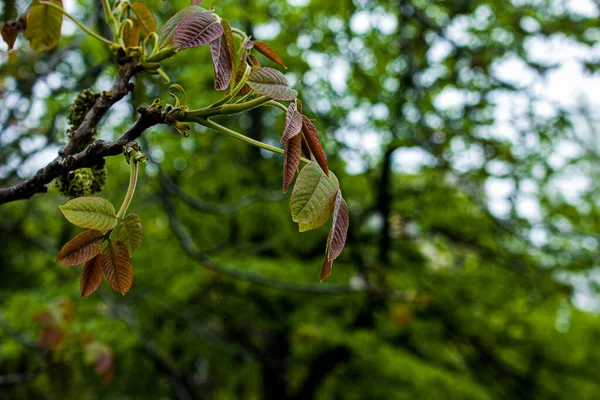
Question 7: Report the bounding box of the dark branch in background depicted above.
[0,106,167,204]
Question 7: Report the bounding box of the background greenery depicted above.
[2,0,600,398]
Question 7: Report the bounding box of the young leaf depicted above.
[24,0,63,52]
[283,134,302,193]
[246,67,298,101]
[157,5,206,48]
[233,60,251,96]
[220,19,237,90]
[1,21,19,50]
[123,20,140,48]
[298,200,334,232]
[209,33,233,90]
[248,54,261,68]
[131,2,156,37]
[281,101,302,142]
[301,135,312,160]
[242,37,254,49]
[115,213,143,255]
[191,0,203,4]
[173,11,223,50]
[253,40,287,69]
[327,190,349,260]
[59,197,118,231]
[290,162,339,227]
[320,190,349,281]
[101,239,133,295]
[301,116,329,175]
[56,230,104,266]
[80,255,103,297]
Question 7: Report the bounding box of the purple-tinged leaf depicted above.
[283,134,302,192]
[281,101,302,142]
[301,116,328,175]
[220,19,237,90]
[210,33,233,90]
[327,190,349,260]
[301,136,312,160]
[157,5,206,48]
[253,40,287,69]
[191,0,202,5]
[320,190,349,281]
[242,36,254,49]
[247,67,298,101]
[173,11,223,50]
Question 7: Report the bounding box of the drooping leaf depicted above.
[253,40,287,69]
[123,20,140,48]
[220,19,237,90]
[59,197,118,231]
[131,2,156,36]
[281,101,303,142]
[24,0,63,52]
[246,67,298,101]
[173,11,223,50]
[301,135,312,160]
[80,255,103,297]
[301,116,329,175]
[101,239,133,295]
[283,134,302,193]
[1,21,19,50]
[327,190,349,260]
[157,5,206,48]
[209,32,233,90]
[320,256,333,281]
[56,230,104,266]
[290,162,339,228]
[115,213,143,255]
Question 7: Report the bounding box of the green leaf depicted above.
[24,0,63,52]
[247,67,298,101]
[131,2,156,37]
[290,162,339,229]
[115,213,143,255]
[157,5,206,48]
[59,197,118,231]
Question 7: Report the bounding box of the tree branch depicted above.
[0,106,168,205]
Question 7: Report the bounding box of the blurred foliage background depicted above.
[3,0,600,398]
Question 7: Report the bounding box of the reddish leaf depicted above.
[281,101,302,142]
[301,135,312,160]
[157,5,206,48]
[101,240,133,295]
[191,0,202,4]
[56,230,104,266]
[247,67,298,101]
[123,20,140,48]
[283,134,302,192]
[131,2,156,37]
[248,54,261,68]
[80,255,103,297]
[253,40,287,69]
[209,33,233,90]
[1,21,19,50]
[173,11,223,50]
[327,190,349,260]
[301,116,328,175]
[296,99,303,114]
[39,327,64,350]
[320,257,333,282]
[96,347,114,386]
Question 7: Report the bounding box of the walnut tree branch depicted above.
[0,106,167,205]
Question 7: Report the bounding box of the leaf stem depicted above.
[43,2,114,46]
[208,65,251,108]
[116,154,139,220]
[266,100,288,113]
[231,27,248,39]
[102,0,119,38]
[144,45,177,63]
[196,118,310,163]
[181,95,272,119]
